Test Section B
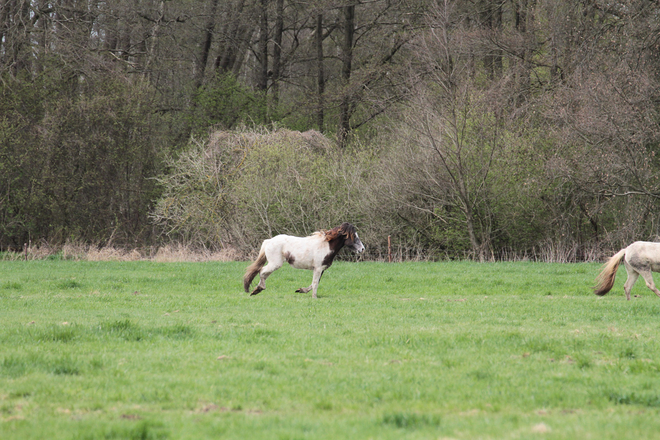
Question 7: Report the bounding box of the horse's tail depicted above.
[594,248,626,296]
[244,249,267,293]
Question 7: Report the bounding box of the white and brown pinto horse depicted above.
[594,241,660,300]
[244,223,364,298]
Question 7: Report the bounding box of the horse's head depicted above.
[339,222,365,254]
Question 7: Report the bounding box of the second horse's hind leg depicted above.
[639,270,660,298]
[623,266,639,301]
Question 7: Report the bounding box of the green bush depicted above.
[0,72,170,248]
[190,73,267,134]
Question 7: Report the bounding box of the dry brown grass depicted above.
[152,244,241,262]
[1,241,245,262]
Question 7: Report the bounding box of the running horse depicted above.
[243,223,365,298]
[594,241,660,300]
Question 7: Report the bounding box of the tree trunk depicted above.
[34,0,51,74]
[256,0,268,92]
[489,1,502,79]
[3,0,33,77]
[270,0,284,108]
[515,0,534,105]
[315,13,325,131]
[145,0,166,78]
[0,1,8,68]
[215,0,245,73]
[338,3,355,148]
[194,0,219,87]
[231,25,254,77]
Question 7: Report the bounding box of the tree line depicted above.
[2,0,660,261]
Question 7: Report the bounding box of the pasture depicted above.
[1,259,660,439]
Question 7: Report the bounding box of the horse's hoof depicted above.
[250,287,263,296]
[295,288,303,293]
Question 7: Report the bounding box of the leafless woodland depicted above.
[2,1,660,261]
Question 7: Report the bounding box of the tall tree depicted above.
[256,0,269,91]
[315,12,325,131]
[338,3,355,147]
[271,0,285,108]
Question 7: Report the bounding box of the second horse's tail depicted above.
[243,249,267,293]
[594,248,626,296]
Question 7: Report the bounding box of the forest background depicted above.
[2,0,660,262]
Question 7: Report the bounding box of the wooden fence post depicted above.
[388,235,392,263]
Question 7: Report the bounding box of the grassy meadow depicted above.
[1,259,660,439]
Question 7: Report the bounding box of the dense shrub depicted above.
[152,128,376,254]
[0,73,169,249]
[151,126,660,261]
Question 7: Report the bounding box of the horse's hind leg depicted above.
[639,270,660,298]
[623,263,639,301]
[251,259,282,296]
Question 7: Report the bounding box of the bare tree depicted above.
[315,12,325,131]
[338,2,355,147]
[271,0,284,107]
[256,0,268,91]
[378,0,510,259]
[195,0,219,88]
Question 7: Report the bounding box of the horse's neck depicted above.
[327,237,345,253]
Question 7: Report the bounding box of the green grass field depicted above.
[1,259,660,439]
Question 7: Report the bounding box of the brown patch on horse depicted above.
[322,250,337,268]
[284,252,295,265]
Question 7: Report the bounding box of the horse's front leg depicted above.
[296,268,324,298]
[310,268,325,299]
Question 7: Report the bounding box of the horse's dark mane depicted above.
[324,223,356,242]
